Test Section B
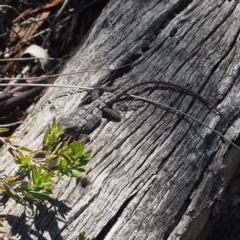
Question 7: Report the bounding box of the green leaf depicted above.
[58,157,68,167]
[69,169,82,178]
[6,180,28,190]
[14,152,31,172]
[62,154,71,165]
[1,177,17,183]
[76,168,85,173]
[0,127,8,133]
[78,159,91,166]
[27,191,52,200]
[39,171,54,183]
[52,117,56,129]
[78,232,96,240]
[32,165,39,185]
[18,146,36,153]
[79,233,86,240]
[47,158,58,168]
[70,141,84,157]
[39,182,53,187]
[43,127,50,146]
[37,165,43,179]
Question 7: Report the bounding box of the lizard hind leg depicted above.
[102,105,121,121]
[116,102,144,111]
[102,102,144,121]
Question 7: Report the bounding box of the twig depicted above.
[0,122,22,127]
[0,83,93,90]
[0,57,62,62]
[0,5,22,16]
[0,87,43,114]
[0,136,18,151]
[129,94,240,151]
[5,64,32,92]
[20,15,56,26]
[0,63,132,81]
[42,0,71,48]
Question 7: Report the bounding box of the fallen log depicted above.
[1,0,240,239]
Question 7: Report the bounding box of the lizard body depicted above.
[59,79,232,141]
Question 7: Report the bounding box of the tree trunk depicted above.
[1,0,240,239]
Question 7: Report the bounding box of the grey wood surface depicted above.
[1,0,240,239]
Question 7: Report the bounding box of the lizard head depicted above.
[58,116,81,139]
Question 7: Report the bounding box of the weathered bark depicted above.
[1,0,240,239]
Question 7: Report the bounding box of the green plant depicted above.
[78,232,96,240]
[0,119,92,239]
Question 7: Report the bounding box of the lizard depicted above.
[59,79,233,143]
